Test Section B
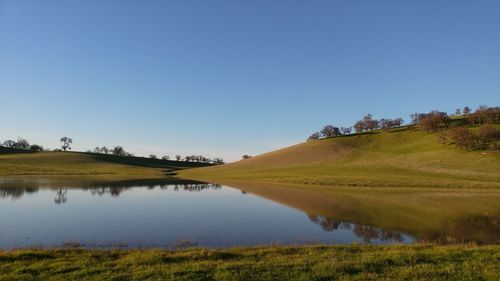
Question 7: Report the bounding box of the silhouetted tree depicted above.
[212,158,225,165]
[149,154,157,159]
[175,155,181,161]
[112,146,126,156]
[60,137,72,151]
[2,140,15,147]
[14,138,30,149]
[242,155,252,159]
[161,155,170,160]
[29,144,44,152]
[455,108,461,115]
[100,146,109,154]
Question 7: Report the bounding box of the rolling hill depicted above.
[179,125,500,189]
[0,149,211,180]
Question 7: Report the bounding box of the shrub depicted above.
[451,127,476,149]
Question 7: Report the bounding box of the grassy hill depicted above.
[0,150,211,180]
[179,123,500,189]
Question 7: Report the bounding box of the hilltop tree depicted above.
[100,146,109,154]
[353,121,364,133]
[463,106,471,115]
[419,111,450,132]
[14,138,30,150]
[175,155,182,161]
[467,106,500,124]
[242,155,252,159]
[149,154,157,159]
[341,127,352,135]
[307,132,321,141]
[321,125,340,138]
[161,155,170,160]
[212,158,225,165]
[455,108,461,115]
[2,140,15,147]
[112,146,126,156]
[29,144,44,152]
[362,114,379,131]
[60,137,72,151]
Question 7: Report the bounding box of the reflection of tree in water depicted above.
[160,183,222,192]
[0,188,38,200]
[54,189,67,204]
[307,215,404,243]
[0,183,222,205]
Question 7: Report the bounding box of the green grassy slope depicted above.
[1,245,498,281]
[179,125,500,188]
[0,151,211,179]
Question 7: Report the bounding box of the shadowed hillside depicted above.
[179,123,500,189]
[0,151,211,179]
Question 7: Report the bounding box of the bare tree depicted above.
[149,154,158,159]
[362,114,379,131]
[451,127,476,149]
[100,146,109,154]
[307,132,321,141]
[353,121,364,133]
[14,138,30,149]
[60,137,72,151]
[161,155,170,160]
[175,155,182,161]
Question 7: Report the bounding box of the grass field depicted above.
[0,245,498,281]
[0,150,210,180]
[179,124,500,189]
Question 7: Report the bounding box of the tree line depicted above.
[308,114,404,140]
[1,137,225,164]
[308,105,500,150]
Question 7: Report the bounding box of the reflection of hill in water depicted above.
[308,215,406,243]
[0,177,221,201]
[307,212,500,245]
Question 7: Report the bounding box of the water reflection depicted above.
[307,215,406,243]
[0,177,499,248]
[0,178,221,204]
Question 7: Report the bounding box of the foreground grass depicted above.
[0,245,498,281]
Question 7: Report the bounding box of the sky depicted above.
[1,0,499,162]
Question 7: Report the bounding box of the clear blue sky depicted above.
[1,0,499,161]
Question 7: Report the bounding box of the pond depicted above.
[0,177,498,249]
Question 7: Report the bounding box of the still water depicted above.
[0,177,498,249]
